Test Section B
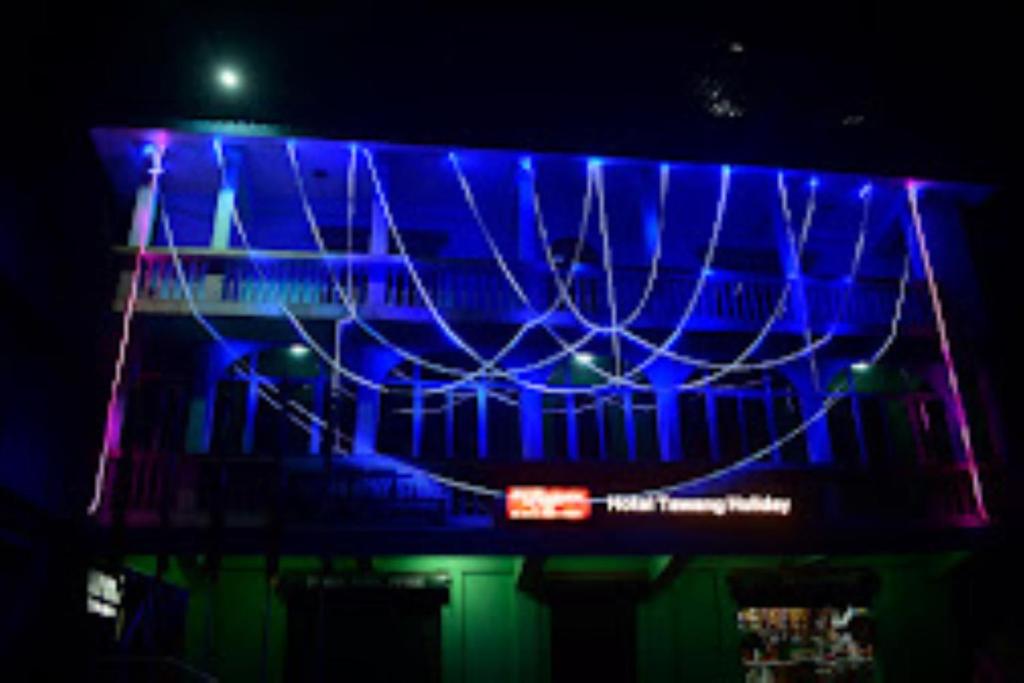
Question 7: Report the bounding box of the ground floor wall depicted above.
[121,553,969,683]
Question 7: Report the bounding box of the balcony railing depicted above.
[99,448,1008,535]
[118,248,931,334]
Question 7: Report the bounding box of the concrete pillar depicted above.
[786,363,835,466]
[566,394,579,462]
[411,367,424,459]
[243,353,259,455]
[596,395,608,461]
[211,146,241,250]
[519,388,544,462]
[774,180,820,389]
[655,389,679,461]
[367,199,389,307]
[352,385,380,455]
[476,384,488,460]
[347,344,399,455]
[623,391,637,462]
[185,344,233,455]
[128,163,160,248]
[310,375,326,455]
[517,160,539,263]
[445,391,455,459]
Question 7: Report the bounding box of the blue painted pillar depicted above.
[517,160,539,263]
[786,362,836,465]
[242,352,259,455]
[350,345,398,455]
[774,177,820,390]
[623,391,637,462]
[127,158,160,247]
[519,388,544,461]
[367,192,389,307]
[565,394,579,462]
[211,145,241,250]
[646,360,687,462]
[411,366,423,459]
[185,344,232,454]
[353,386,380,455]
[310,375,326,455]
[655,390,679,461]
[705,391,720,462]
[445,391,455,459]
[476,384,488,460]
[596,396,608,461]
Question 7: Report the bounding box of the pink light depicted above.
[907,183,988,522]
[87,145,164,516]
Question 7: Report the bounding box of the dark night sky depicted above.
[12,2,1019,180]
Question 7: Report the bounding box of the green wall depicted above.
[123,553,967,683]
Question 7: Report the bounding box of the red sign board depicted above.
[506,486,592,521]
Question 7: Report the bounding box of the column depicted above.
[623,391,637,462]
[211,145,241,250]
[242,353,259,455]
[476,384,488,460]
[411,366,424,459]
[655,389,679,462]
[352,385,380,455]
[774,181,820,390]
[310,375,326,455]
[565,394,579,462]
[705,391,720,462]
[519,388,544,462]
[127,153,161,247]
[788,364,834,465]
[367,195,389,307]
[445,391,455,459]
[185,345,219,454]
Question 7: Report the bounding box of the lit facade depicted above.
[85,123,1010,681]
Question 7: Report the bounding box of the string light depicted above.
[907,183,988,520]
[100,137,922,508]
[88,143,164,516]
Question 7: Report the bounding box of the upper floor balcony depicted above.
[114,247,932,336]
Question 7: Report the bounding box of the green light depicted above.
[573,352,595,365]
[851,362,871,373]
[288,343,310,358]
[217,67,241,90]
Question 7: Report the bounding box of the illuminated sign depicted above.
[506,486,592,521]
[605,494,791,517]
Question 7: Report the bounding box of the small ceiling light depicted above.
[728,42,745,54]
[288,343,310,358]
[851,362,871,373]
[217,67,241,90]
[573,352,595,365]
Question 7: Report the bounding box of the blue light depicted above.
[587,157,604,168]
[519,156,533,172]
[859,183,873,199]
[809,176,820,189]
[722,164,732,176]
[141,143,157,158]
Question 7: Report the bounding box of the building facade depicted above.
[84,123,1016,681]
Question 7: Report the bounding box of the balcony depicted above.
[116,248,932,336]
[94,374,1012,550]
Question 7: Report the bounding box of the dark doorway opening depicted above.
[551,594,637,683]
[285,581,445,682]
